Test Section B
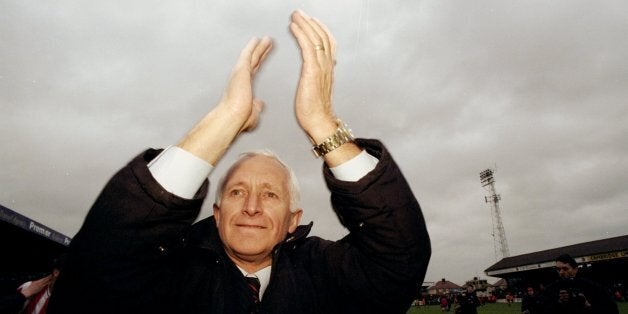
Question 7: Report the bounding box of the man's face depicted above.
[556,261,578,279]
[527,287,534,296]
[214,155,302,269]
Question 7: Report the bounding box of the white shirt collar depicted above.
[237,265,272,301]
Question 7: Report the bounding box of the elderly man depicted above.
[48,11,430,314]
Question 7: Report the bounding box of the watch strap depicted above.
[312,119,355,158]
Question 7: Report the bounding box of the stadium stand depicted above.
[485,235,628,293]
[0,204,70,295]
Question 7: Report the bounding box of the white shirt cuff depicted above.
[147,146,213,199]
[329,150,379,182]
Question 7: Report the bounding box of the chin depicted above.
[231,243,270,257]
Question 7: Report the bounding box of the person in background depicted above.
[539,253,618,314]
[0,277,49,314]
[440,294,449,312]
[455,286,480,314]
[506,292,514,306]
[521,285,541,314]
[0,256,64,314]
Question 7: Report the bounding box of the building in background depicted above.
[0,204,71,294]
[427,278,463,296]
[485,235,628,299]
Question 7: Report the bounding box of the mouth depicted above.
[236,224,265,229]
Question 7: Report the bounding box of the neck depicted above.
[235,260,271,274]
[226,252,272,274]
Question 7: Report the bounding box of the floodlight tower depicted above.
[480,168,510,260]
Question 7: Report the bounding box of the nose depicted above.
[243,193,262,216]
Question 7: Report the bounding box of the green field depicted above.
[406,302,628,313]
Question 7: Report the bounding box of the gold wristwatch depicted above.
[312,119,355,158]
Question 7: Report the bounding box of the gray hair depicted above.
[214,150,301,210]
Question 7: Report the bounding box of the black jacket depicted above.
[49,139,431,313]
[539,276,618,314]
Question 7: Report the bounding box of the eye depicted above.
[229,189,245,197]
[264,191,278,199]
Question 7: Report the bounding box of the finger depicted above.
[307,17,333,58]
[291,11,325,54]
[242,99,264,132]
[313,17,336,60]
[35,276,52,283]
[296,11,330,56]
[251,36,273,74]
[289,21,317,62]
[253,98,264,115]
[236,37,261,71]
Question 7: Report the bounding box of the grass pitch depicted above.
[406,302,628,313]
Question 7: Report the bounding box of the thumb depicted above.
[240,99,264,132]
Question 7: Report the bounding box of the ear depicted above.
[213,203,221,226]
[288,208,303,233]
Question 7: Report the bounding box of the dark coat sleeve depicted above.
[318,139,431,313]
[49,149,208,314]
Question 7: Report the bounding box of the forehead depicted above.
[226,155,289,186]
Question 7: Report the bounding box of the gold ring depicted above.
[315,45,324,51]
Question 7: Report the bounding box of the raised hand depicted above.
[289,11,361,165]
[19,275,52,298]
[178,37,273,165]
[219,37,273,133]
[289,10,338,144]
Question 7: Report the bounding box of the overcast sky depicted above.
[2,0,627,285]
